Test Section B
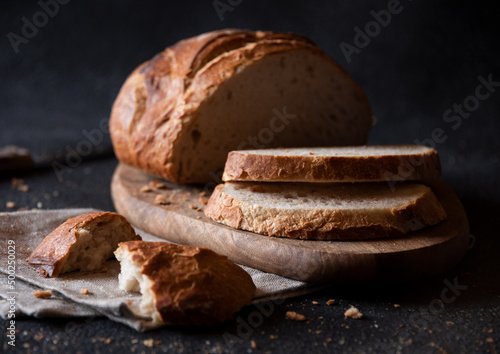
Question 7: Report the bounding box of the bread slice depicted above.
[204,182,447,240]
[27,212,141,277]
[110,29,372,183]
[114,241,255,326]
[223,145,441,183]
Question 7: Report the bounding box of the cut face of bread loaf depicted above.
[114,241,256,326]
[204,182,447,240]
[110,29,372,183]
[223,145,441,182]
[27,212,141,277]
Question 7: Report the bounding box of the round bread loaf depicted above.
[110,29,372,183]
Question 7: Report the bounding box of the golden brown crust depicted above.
[27,212,139,277]
[109,29,371,183]
[222,146,442,182]
[204,183,447,241]
[118,241,255,325]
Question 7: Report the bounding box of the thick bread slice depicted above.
[204,182,447,240]
[114,241,255,326]
[110,29,372,183]
[223,145,441,182]
[27,212,141,277]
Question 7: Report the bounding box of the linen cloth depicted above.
[0,209,324,331]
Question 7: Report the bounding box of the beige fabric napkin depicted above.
[0,209,324,331]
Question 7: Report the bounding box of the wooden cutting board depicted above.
[111,163,470,283]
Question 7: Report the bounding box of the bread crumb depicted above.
[269,334,278,339]
[393,304,400,308]
[80,288,90,295]
[34,332,44,341]
[487,328,493,333]
[486,338,494,343]
[11,178,24,188]
[344,306,363,319]
[33,290,52,299]
[154,194,170,205]
[143,339,154,348]
[18,184,30,192]
[150,180,168,189]
[326,338,332,343]
[250,340,258,349]
[326,299,335,306]
[140,185,153,193]
[312,301,319,305]
[199,192,210,205]
[446,321,454,326]
[6,201,16,209]
[131,339,138,344]
[286,311,307,321]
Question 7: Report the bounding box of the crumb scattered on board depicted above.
[250,340,258,349]
[286,311,307,321]
[6,201,16,209]
[198,191,209,205]
[150,180,168,189]
[344,306,363,319]
[80,288,90,295]
[33,290,52,299]
[154,194,170,205]
[326,299,335,306]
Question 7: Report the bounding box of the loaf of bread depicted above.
[114,241,255,325]
[204,182,447,240]
[110,29,372,183]
[223,145,441,182]
[27,212,141,277]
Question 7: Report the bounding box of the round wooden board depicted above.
[111,163,470,283]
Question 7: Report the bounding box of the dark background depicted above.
[1,0,499,353]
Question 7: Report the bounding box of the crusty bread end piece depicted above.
[115,241,256,326]
[222,145,441,183]
[27,212,141,277]
[204,182,447,240]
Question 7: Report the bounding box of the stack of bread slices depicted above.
[204,145,449,240]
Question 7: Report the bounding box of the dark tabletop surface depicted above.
[1,0,499,353]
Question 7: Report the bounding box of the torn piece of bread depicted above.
[27,212,141,277]
[114,241,256,326]
[109,29,372,183]
[204,182,447,240]
[222,145,441,182]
